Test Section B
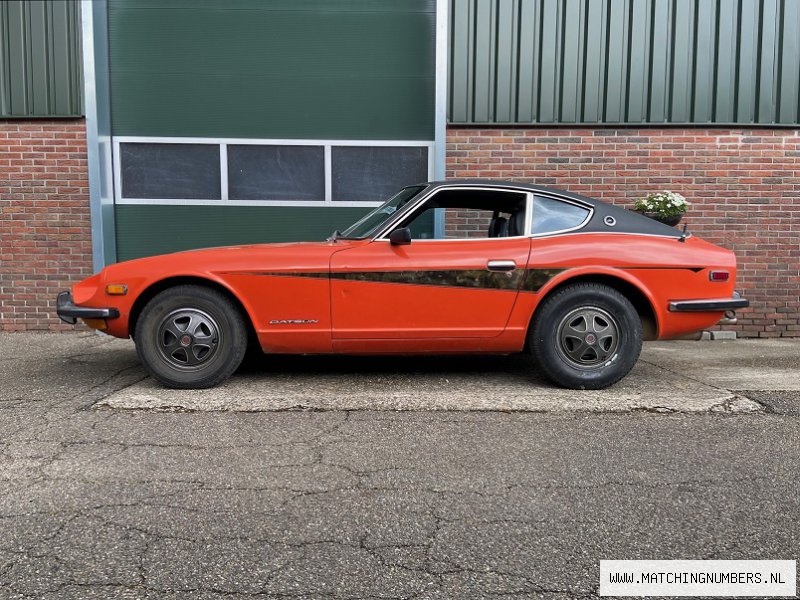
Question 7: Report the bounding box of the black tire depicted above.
[134,285,248,389]
[529,283,642,389]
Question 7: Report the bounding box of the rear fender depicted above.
[532,266,661,338]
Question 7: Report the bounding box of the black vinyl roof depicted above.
[417,179,684,238]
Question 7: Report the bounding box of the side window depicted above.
[532,196,590,235]
[405,207,507,240]
[392,189,528,240]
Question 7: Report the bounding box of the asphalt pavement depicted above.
[0,333,798,599]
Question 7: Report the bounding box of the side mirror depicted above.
[389,227,412,246]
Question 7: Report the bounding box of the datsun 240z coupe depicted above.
[57,180,748,390]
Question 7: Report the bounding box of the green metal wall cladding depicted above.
[5,0,800,127]
[115,205,372,262]
[107,0,436,140]
[0,0,82,118]
[449,0,800,125]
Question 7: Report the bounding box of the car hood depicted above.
[101,240,365,284]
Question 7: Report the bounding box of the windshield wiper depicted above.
[327,230,341,242]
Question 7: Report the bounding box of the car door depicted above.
[329,189,532,341]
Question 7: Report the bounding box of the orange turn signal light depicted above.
[82,318,108,331]
[106,284,128,295]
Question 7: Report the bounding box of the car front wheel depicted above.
[134,285,248,389]
[529,283,642,389]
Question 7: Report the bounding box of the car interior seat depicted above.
[488,211,509,238]
[508,209,526,236]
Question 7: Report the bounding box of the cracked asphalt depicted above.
[1,333,798,599]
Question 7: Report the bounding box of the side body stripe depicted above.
[221,268,566,293]
[220,266,701,293]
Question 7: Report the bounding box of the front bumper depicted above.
[56,291,119,325]
[668,292,749,312]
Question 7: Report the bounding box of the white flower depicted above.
[634,190,689,215]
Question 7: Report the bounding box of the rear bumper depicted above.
[668,292,749,312]
[56,291,119,325]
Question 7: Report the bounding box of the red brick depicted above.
[447,126,800,338]
[0,119,91,332]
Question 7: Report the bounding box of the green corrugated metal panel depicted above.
[115,205,372,262]
[0,0,82,117]
[449,0,800,125]
[107,0,435,139]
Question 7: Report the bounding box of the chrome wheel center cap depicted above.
[179,334,192,347]
[585,333,596,345]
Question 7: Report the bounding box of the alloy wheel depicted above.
[155,308,222,371]
[555,306,620,369]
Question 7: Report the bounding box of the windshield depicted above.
[338,185,427,239]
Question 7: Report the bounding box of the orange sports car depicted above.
[57,180,748,390]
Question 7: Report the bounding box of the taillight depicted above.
[709,270,730,282]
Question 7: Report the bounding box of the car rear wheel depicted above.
[529,283,642,389]
[134,285,248,389]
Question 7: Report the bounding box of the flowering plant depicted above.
[634,191,689,217]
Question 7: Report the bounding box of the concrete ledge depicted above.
[3,334,793,415]
[711,330,738,340]
[97,345,763,414]
[701,330,738,340]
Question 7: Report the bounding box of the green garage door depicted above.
[107,0,436,261]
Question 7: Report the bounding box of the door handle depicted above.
[487,260,517,272]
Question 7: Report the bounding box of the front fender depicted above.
[76,267,259,340]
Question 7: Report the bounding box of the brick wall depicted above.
[0,119,92,331]
[444,208,497,238]
[1,122,797,337]
[447,127,800,338]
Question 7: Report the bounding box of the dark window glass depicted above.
[396,188,527,239]
[120,143,220,200]
[532,196,590,234]
[227,145,324,201]
[331,146,428,202]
